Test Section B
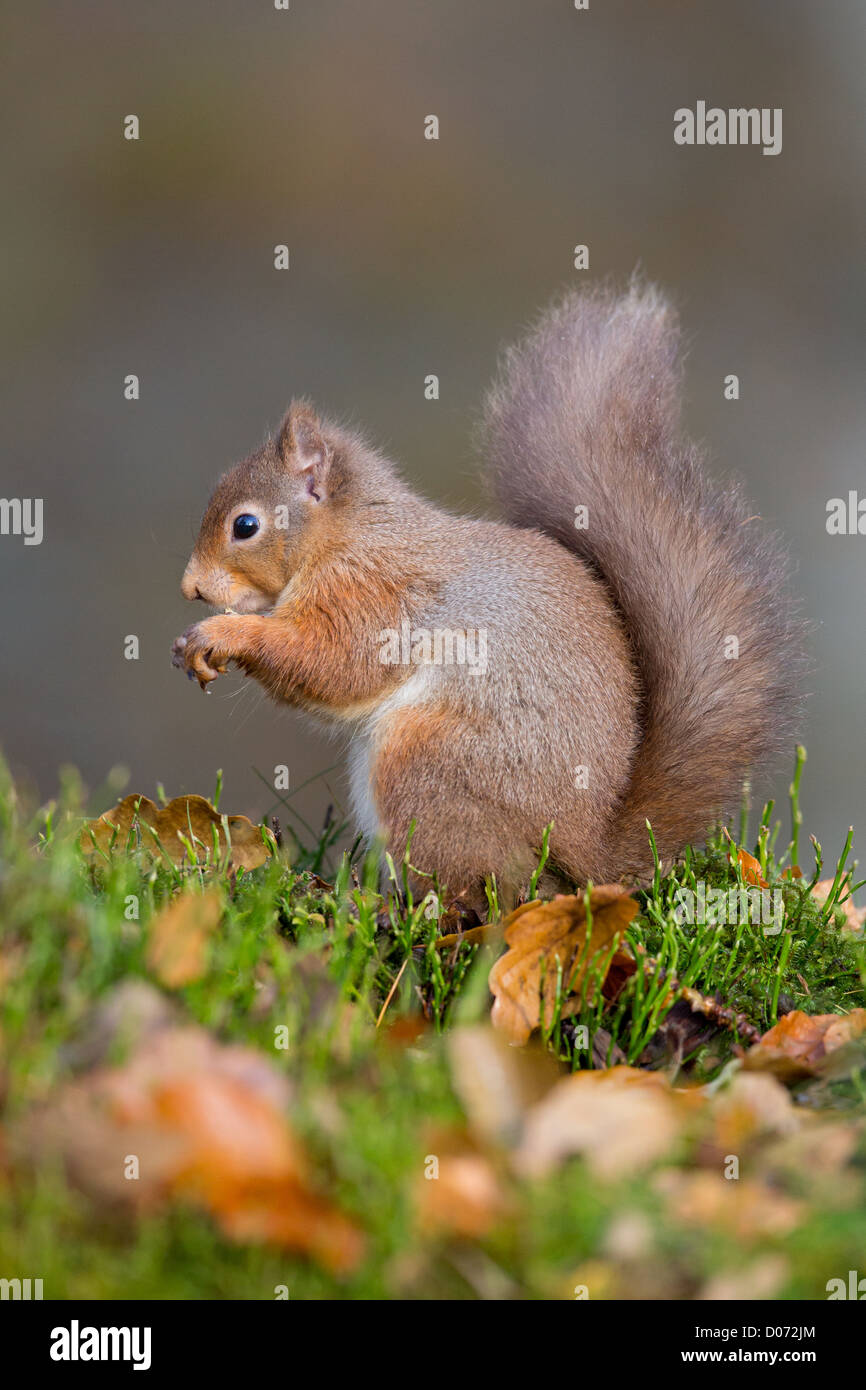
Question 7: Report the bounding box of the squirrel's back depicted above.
[480,280,805,877]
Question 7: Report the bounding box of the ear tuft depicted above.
[278,402,330,500]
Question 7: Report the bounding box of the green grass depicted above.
[0,751,865,1300]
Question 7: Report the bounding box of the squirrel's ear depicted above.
[278,402,331,501]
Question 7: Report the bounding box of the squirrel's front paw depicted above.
[171,619,231,690]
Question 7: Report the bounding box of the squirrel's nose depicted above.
[181,566,204,601]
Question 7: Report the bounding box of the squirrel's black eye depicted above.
[232,513,260,541]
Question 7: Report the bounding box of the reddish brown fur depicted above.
[173,284,804,902]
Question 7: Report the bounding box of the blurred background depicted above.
[1,0,864,870]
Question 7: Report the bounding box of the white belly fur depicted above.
[346,667,436,846]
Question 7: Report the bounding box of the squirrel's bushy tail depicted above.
[481,280,804,878]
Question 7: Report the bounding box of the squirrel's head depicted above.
[181,401,336,614]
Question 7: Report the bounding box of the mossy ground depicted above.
[0,754,864,1300]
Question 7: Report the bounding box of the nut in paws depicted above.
[171,620,230,689]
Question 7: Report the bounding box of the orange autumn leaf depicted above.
[737,849,768,888]
[152,1074,362,1273]
[744,1008,866,1080]
[146,888,222,988]
[415,1153,510,1239]
[380,1015,430,1049]
[26,1025,363,1274]
[81,793,273,871]
[489,888,639,1045]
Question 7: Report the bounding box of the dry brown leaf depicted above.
[515,1066,693,1179]
[415,1154,510,1239]
[600,947,638,1002]
[25,1024,363,1274]
[153,1074,362,1270]
[146,889,222,988]
[811,879,866,931]
[446,1024,562,1148]
[654,1169,802,1241]
[743,1008,866,1080]
[489,888,639,1045]
[711,1071,799,1151]
[81,793,272,871]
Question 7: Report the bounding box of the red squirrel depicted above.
[172,283,803,905]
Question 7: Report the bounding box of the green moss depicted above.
[0,751,864,1299]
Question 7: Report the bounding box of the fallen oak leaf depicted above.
[710,1071,800,1152]
[446,1024,563,1148]
[145,888,222,989]
[515,1066,696,1179]
[743,1007,866,1081]
[489,888,639,1045]
[415,1153,511,1239]
[811,879,866,932]
[654,1169,802,1242]
[81,793,274,871]
[152,1074,363,1273]
[23,1025,363,1274]
[24,1026,291,1208]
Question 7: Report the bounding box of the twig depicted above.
[376,956,410,1028]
